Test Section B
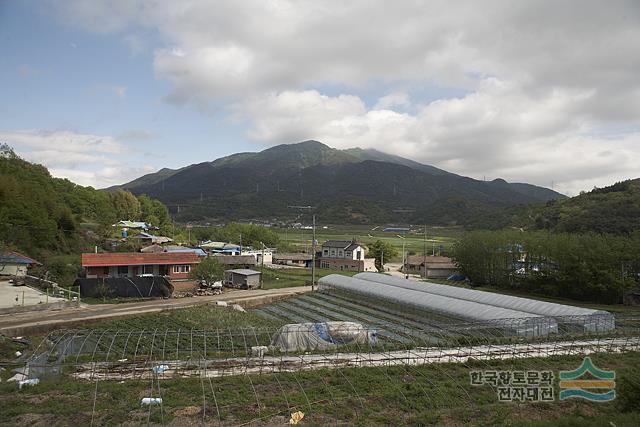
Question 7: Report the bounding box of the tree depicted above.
[189,257,224,285]
[368,240,398,272]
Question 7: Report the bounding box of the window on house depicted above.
[323,249,328,255]
[330,249,336,256]
[173,265,190,273]
[356,250,362,260]
[117,266,128,275]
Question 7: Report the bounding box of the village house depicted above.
[81,252,200,281]
[403,255,459,279]
[131,232,173,245]
[224,269,262,289]
[0,251,41,277]
[317,240,376,272]
[272,253,313,267]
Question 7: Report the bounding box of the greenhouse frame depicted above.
[317,275,558,337]
[354,272,615,332]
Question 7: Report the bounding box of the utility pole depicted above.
[397,234,406,279]
[260,241,265,289]
[423,225,427,279]
[312,214,316,291]
[239,233,242,254]
[287,205,317,288]
[381,250,384,272]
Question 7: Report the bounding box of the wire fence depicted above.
[4,313,640,425]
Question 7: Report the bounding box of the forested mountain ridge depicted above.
[112,140,565,224]
[468,178,640,234]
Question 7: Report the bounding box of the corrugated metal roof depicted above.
[322,240,354,248]
[0,251,40,265]
[225,269,261,276]
[211,255,256,265]
[82,252,200,267]
[273,253,313,261]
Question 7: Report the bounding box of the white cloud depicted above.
[239,86,640,195]
[374,92,411,110]
[51,1,640,193]
[0,129,152,188]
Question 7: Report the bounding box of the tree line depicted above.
[452,230,640,304]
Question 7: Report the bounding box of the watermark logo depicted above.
[559,357,615,402]
[470,369,555,402]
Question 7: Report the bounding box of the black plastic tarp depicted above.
[75,276,174,298]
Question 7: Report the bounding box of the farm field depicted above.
[1,350,639,426]
[261,267,357,289]
[274,224,462,260]
[2,296,640,426]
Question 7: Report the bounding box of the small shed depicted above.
[224,269,261,289]
[0,251,41,277]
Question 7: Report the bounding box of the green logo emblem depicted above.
[559,357,615,401]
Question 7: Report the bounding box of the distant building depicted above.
[131,232,173,245]
[210,254,257,267]
[81,252,200,281]
[199,241,242,255]
[317,240,376,272]
[403,255,458,278]
[112,220,156,230]
[383,227,410,233]
[0,251,41,277]
[242,249,273,264]
[272,253,313,267]
[224,269,261,289]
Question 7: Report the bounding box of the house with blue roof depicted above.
[0,251,41,277]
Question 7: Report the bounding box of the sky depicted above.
[1,1,639,196]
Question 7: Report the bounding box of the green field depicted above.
[1,351,638,426]
[261,267,356,289]
[275,224,462,260]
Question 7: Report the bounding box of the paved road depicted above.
[0,286,311,335]
[0,280,66,309]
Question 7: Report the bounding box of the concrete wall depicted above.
[0,264,28,277]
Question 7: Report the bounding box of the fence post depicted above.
[22,291,25,306]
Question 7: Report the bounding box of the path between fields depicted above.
[0,286,311,336]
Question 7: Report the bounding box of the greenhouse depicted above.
[317,275,558,337]
[355,272,615,332]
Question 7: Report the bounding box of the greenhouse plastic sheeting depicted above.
[354,273,615,332]
[318,275,557,337]
[270,321,377,352]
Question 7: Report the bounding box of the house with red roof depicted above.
[81,252,200,281]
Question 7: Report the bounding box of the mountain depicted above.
[113,140,565,225]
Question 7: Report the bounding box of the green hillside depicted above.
[0,144,171,257]
[532,179,640,234]
[469,179,640,234]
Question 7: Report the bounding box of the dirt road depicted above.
[0,286,311,336]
